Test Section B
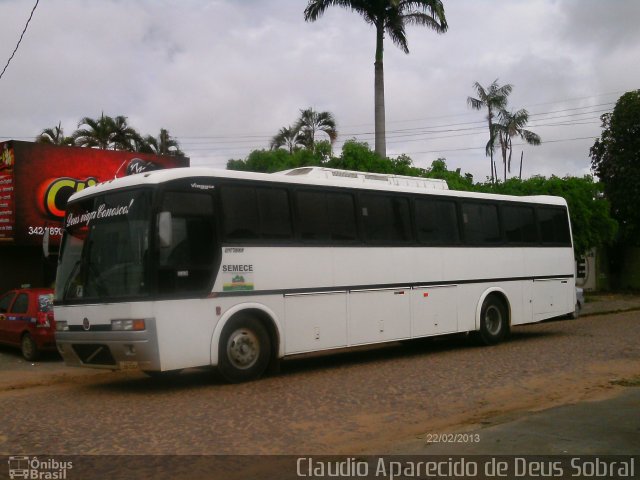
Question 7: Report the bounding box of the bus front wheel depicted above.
[477,295,509,345]
[218,314,271,383]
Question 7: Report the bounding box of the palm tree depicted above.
[304,0,448,159]
[467,79,512,182]
[110,115,142,151]
[295,107,337,150]
[270,125,305,153]
[73,114,116,150]
[494,108,541,181]
[35,122,74,146]
[73,114,141,151]
[141,128,185,156]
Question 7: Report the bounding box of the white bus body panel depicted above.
[55,168,576,373]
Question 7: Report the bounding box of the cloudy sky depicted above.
[0,0,638,182]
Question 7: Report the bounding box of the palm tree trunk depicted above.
[500,135,508,182]
[374,24,386,158]
[488,119,495,183]
[487,110,495,183]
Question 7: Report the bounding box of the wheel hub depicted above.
[227,329,259,370]
[484,305,503,336]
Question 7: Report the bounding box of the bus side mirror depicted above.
[158,211,173,248]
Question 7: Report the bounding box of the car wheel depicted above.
[21,333,39,361]
[218,314,271,383]
[571,301,582,319]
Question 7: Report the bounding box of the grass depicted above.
[610,376,640,387]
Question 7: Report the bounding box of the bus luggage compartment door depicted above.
[411,285,458,337]
[348,287,411,345]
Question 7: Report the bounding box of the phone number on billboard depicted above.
[28,226,63,236]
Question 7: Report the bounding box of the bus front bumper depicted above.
[55,320,160,371]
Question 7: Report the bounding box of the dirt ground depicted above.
[0,298,639,455]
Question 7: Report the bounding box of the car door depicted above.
[0,291,17,344]
[5,292,30,346]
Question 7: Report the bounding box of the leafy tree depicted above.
[327,139,393,173]
[228,142,615,257]
[425,158,474,190]
[325,139,423,176]
[35,121,74,146]
[227,144,327,173]
[494,108,540,182]
[304,0,448,158]
[590,90,640,245]
[467,79,512,183]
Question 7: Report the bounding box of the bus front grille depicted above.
[72,344,116,366]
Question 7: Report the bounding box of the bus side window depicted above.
[538,207,571,245]
[360,193,412,244]
[502,205,538,244]
[221,185,292,241]
[415,198,459,245]
[461,202,501,244]
[295,190,357,243]
[158,191,217,294]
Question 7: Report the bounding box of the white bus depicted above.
[54,167,576,382]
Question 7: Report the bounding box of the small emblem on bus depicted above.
[82,318,90,331]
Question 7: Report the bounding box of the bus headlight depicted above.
[56,321,68,332]
[111,319,146,331]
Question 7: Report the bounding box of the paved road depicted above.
[0,308,639,457]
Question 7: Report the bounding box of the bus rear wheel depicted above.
[477,295,509,345]
[218,314,271,383]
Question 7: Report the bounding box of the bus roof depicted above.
[67,166,568,206]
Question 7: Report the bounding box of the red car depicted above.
[0,288,56,360]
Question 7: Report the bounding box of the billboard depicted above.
[0,143,15,243]
[0,140,189,247]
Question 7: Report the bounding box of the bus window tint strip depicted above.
[219,182,571,249]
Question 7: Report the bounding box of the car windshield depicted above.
[55,189,152,303]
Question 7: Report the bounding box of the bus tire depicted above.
[477,295,509,345]
[218,314,271,383]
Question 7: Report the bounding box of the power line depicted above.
[176,103,612,145]
[0,0,40,81]
[391,136,598,156]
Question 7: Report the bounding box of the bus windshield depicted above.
[55,189,152,303]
